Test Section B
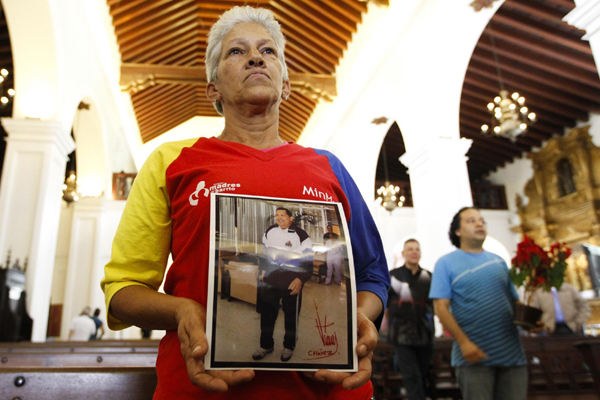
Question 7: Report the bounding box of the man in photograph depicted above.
[253,207,313,362]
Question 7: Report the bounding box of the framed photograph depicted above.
[205,193,357,372]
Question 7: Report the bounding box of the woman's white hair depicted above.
[205,6,289,115]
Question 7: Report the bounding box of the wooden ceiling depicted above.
[109,0,369,143]
[376,0,599,189]
[461,0,600,179]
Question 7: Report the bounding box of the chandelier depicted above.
[375,144,404,212]
[480,90,537,141]
[62,171,80,204]
[480,30,536,141]
[376,182,405,212]
[0,68,14,107]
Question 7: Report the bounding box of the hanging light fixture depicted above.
[62,170,80,204]
[0,68,15,107]
[480,30,536,142]
[62,102,87,204]
[375,144,404,212]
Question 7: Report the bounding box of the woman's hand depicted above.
[304,311,377,390]
[175,299,255,392]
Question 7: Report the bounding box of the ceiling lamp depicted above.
[375,144,404,212]
[0,68,15,107]
[376,182,405,212]
[62,170,80,204]
[480,31,536,142]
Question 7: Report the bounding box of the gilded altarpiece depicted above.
[516,126,600,298]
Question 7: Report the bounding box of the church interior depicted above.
[1,0,600,398]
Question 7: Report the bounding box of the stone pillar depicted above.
[0,118,74,341]
[400,137,473,269]
[565,0,600,79]
[60,197,106,340]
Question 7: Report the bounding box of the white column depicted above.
[0,118,74,342]
[564,0,600,79]
[400,137,473,269]
[60,197,106,340]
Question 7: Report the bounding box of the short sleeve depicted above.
[429,258,452,299]
[101,144,178,330]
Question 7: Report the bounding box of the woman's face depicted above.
[208,22,290,112]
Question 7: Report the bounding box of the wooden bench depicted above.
[0,340,159,368]
[374,337,600,400]
[0,367,156,400]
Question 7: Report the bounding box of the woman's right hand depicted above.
[175,299,255,391]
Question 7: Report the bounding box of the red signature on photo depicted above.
[306,299,339,360]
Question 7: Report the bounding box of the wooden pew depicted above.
[376,337,599,400]
[0,340,159,368]
[0,367,156,400]
[0,341,159,399]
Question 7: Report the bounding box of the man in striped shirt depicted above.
[429,207,527,400]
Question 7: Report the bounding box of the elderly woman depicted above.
[102,6,389,400]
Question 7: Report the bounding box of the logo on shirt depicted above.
[302,186,333,202]
[285,240,292,248]
[189,180,242,206]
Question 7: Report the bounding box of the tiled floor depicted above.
[212,279,352,369]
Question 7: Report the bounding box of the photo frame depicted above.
[205,193,357,372]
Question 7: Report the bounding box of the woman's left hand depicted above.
[304,311,377,389]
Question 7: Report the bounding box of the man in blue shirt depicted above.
[429,207,527,400]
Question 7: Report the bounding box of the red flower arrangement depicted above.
[510,236,571,305]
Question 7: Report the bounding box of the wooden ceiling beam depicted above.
[160,45,202,66]
[542,0,575,10]
[133,85,184,114]
[123,23,199,61]
[115,0,197,37]
[488,25,597,73]
[493,13,591,56]
[286,36,339,68]
[137,90,197,129]
[111,0,174,25]
[477,39,600,89]
[120,14,199,56]
[135,30,199,64]
[280,24,343,59]
[466,151,505,169]
[135,88,197,121]
[279,0,353,40]
[139,101,198,135]
[269,2,347,51]
[293,0,357,33]
[321,0,363,24]
[282,98,312,120]
[471,51,600,102]
[342,0,368,13]
[142,109,198,143]
[284,40,334,73]
[500,1,584,35]
[117,7,203,46]
[109,0,156,19]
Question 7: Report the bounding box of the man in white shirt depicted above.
[253,207,313,362]
[68,307,97,341]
